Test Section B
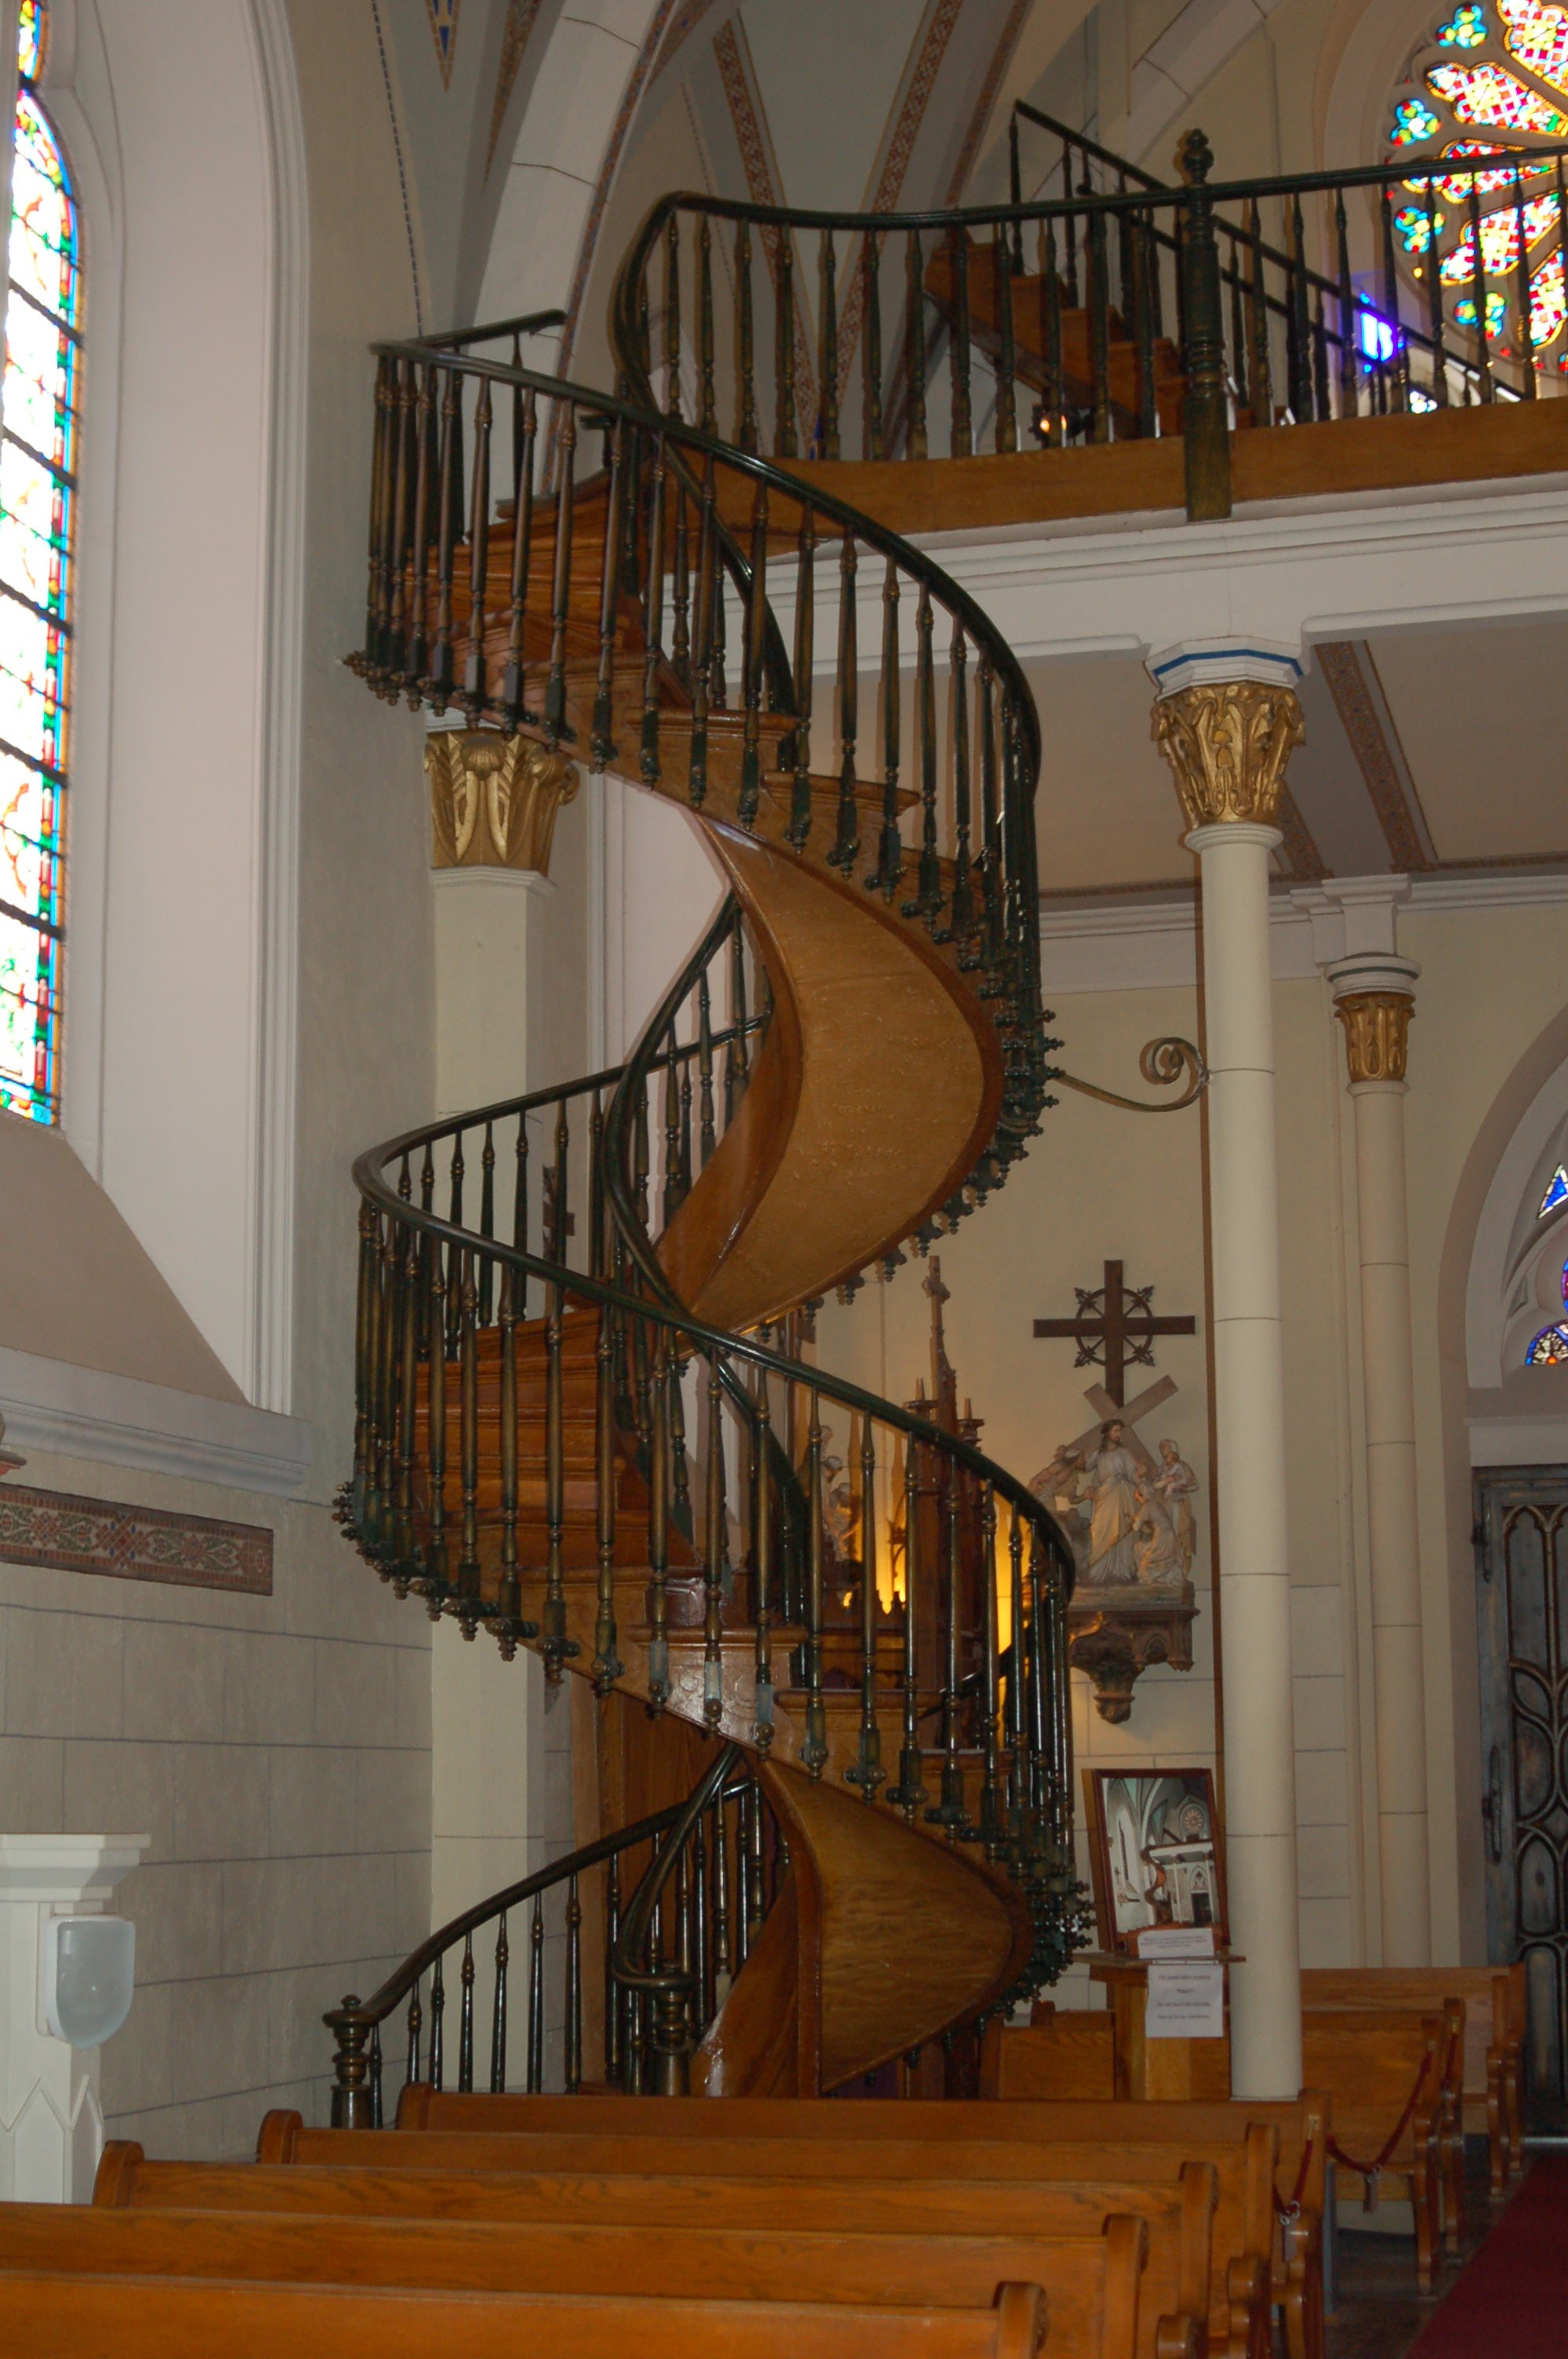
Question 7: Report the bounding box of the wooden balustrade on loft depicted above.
[610,127,1568,535]
[339,333,1083,2102]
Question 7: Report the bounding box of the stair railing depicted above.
[323,1753,775,2125]
[614,131,1568,522]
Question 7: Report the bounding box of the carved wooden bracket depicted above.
[1067,1587,1199,1724]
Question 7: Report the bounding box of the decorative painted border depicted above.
[488,0,547,169]
[0,1483,273,1594]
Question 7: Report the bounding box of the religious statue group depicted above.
[1031,1420,1198,1591]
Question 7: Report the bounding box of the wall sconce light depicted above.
[42,1914,136,2049]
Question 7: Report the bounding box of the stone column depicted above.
[426,729,579,1116]
[1330,947,1429,1964]
[1150,639,1305,2100]
[425,729,580,1946]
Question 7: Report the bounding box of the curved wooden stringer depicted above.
[696,1761,1033,2095]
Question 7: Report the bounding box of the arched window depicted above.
[0,0,78,1125]
[1386,1,1568,372]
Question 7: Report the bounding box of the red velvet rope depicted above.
[1326,2048,1434,2185]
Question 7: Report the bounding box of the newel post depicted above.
[325,1996,376,2128]
[1178,131,1232,522]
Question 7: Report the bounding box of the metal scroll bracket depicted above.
[1053,1036,1207,1116]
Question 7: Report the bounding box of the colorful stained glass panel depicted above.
[1392,96,1444,141]
[1541,1165,1568,1216]
[1439,2,1491,41]
[1526,1324,1568,1364]
[1426,57,1568,125]
[0,4,77,1124]
[1439,191,1559,275]
[1497,0,1568,85]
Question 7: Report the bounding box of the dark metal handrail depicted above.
[610,1741,745,2094]
[612,132,1568,524]
[324,1761,761,2125]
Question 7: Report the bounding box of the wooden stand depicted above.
[1089,1955,1233,2101]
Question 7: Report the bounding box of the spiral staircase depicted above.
[333,189,1102,2107]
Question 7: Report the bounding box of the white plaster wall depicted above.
[0,1452,429,2157]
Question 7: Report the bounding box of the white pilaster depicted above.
[1301,883,1430,1965]
[0,1835,147,2203]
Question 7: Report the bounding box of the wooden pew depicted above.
[988,2004,1117,2099]
[96,2143,1236,2359]
[1302,1965,1524,2195]
[390,2088,1323,2358]
[103,2142,1264,2359]
[1298,2008,1446,2288]
[0,2270,1049,2359]
[0,2202,1153,2359]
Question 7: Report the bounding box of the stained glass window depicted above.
[1541,1164,1568,1215]
[0,0,78,1124]
[1526,1323,1568,1362]
[1388,0,1568,372]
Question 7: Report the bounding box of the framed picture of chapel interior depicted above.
[1084,1768,1227,1955]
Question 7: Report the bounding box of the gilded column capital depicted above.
[1334,991,1414,1085]
[1151,678,1305,831]
[1326,949,1418,1085]
[426,729,579,874]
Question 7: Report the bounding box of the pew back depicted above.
[0,2203,1145,2359]
[97,2142,1248,2359]
[0,2271,1048,2359]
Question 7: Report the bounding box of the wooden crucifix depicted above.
[1033,1259,1195,1408]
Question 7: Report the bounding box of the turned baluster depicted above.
[593,1285,623,1693]
[457,1252,481,1610]
[891,1443,924,1819]
[647,1339,672,1710]
[788,500,815,850]
[604,1851,623,2086]
[491,1910,510,2093]
[739,483,768,827]
[428,365,460,706]
[663,213,682,417]
[735,218,759,455]
[948,224,973,456]
[698,213,717,436]
[565,1873,583,2093]
[458,1931,476,2092]
[804,1389,827,1774]
[862,231,884,459]
[830,530,859,871]
[817,227,839,457]
[993,219,1017,453]
[528,1893,545,2092]
[905,230,927,459]
[405,1977,423,2089]
[846,1415,884,1797]
[640,433,667,785]
[868,560,902,900]
[752,1370,775,1750]
[775,227,797,457]
[430,1953,446,2091]
[702,1356,727,1726]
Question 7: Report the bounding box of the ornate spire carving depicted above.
[1334,990,1414,1085]
[426,730,579,874]
[1151,679,1305,830]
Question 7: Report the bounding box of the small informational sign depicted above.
[1138,1925,1216,1961]
[1145,1960,1225,2040]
